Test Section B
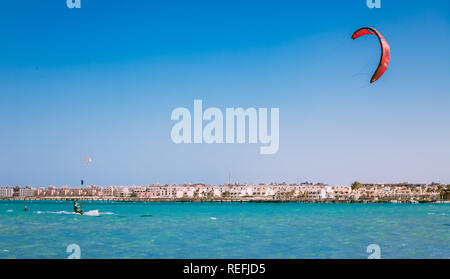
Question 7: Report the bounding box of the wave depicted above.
[428,212,448,216]
[34,210,114,216]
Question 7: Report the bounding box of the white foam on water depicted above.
[83,210,100,216]
[34,210,113,216]
[210,217,217,220]
[35,210,73,215]
[81,210,115,216]
[101,212,114,215]
[6,209,13,212]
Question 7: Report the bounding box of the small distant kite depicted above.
[85,158,92,163]
[352,27,391,83]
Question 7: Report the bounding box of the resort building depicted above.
[1,183,447,203]
[0,187,14,198]
[19,186,35,197]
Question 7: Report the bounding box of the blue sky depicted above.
[1,0,450,186]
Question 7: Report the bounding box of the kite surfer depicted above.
[74,201,84,215]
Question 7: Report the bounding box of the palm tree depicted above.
[193,189,199,199]
[206,190,214,200]
[351,181,362,191]
[222,191,230,198]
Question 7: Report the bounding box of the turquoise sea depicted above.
[0,201,448,259]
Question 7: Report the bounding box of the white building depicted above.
[101,186,115,197]
[116,186,130,197]
[0,187,14,197]
[19,187,35,197]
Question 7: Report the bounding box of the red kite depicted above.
[352,27,391,83]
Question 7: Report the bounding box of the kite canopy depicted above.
[352,27,390,83]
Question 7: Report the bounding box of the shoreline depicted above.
[1,197,448,204]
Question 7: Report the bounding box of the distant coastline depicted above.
[1,182,449,204]
[1,197,449,204]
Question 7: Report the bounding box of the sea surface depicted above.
[0,200,448,259]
